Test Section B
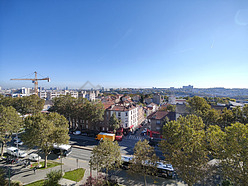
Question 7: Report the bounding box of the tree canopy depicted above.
[0,105,22,158]
[90,139,121,176]
[109,113,120,133]
[22,112,69,168]
[207,123,248,185]
[160,115,210,186]
[129,140,158,186]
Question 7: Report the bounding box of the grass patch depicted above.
[31,161,63,170]
[63,168,85,182]
[25,180,44,186]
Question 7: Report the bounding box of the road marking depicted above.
[67,157,88,163]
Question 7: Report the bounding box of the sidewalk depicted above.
[9,156,96,185]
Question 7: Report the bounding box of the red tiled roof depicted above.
[108,105,137,111]
[102,102,115,109]
[147,110,168,120]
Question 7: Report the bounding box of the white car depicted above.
[73,131,81,135]
[7,147,27,158]
[14,140,24,146]
[28,153,41,161]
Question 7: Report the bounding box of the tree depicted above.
[43,170,62,186]
[243,104,248,124]
[90,139,121,178]
[13,95,45,115]
[218,108,234,130]
[22,112,69,168]
[160,115,209,186]
[0,105,22,158]
[202,109,220,129]
[187,96,211,117]
[207,123,248,185]
[50,95,76,128]
[109,113,120,133]
[129,140,158,186]
[50,95,104,130]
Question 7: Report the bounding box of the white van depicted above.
[7,147,27,158]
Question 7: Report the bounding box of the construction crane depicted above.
[11,71,50,96]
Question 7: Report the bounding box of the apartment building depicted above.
[107,104,138,129]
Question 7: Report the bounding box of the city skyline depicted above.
[1,0,248,89]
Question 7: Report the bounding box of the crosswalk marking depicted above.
[125,135,145,140]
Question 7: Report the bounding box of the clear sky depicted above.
[0,0,248,89]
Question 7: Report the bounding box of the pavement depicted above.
[1,145,97,186]
[1,130,186,186]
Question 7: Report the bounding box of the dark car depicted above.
[149,138,161,147]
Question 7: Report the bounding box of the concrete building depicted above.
[38,91,47,99]
[147,110,175,133]
[153,94,162,105]
[107,104,138,130]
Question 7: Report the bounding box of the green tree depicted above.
[43,170,62,186]
[207,123,248,185]
[0,105,22,158]
[187,96,211,117]
[129,140,158,186]
[243,104,248,124]
[50,95,76,128]
[0,168,8,186]
[202,109,220,129]
[13,95,45,115]
[160,115,209,186]
[22,112,69,168]
[90,139,121,177]
[109,113,120,133]
[218,108,234,130]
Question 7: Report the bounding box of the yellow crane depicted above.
[11,71,50,96]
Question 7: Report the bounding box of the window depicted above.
[118,112,121,116]
[156,120,161,124]
[125,124,128,128]
[125,112,128,116]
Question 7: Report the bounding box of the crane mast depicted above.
[11,71,50,96]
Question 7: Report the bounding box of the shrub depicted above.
[43,170,62,186]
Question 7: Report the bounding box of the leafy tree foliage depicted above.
[14,95,44,115]
[90,139,121,176]
[109,113,120,133]
[0,95,44,115]
[0,105,22,158]
[22,113,69,168]
[202,109,220,129]
[187,96,211,116]
[129,140,158,186]
[50,95,104,130]
[218,108,234,130]
[43,170,62,186]
[160,115,209,186]
[207,123,248,185]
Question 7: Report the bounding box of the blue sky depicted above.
[0,0,248,89]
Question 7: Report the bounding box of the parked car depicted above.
[7,147,27,158]
[28,153,41,161]
[14,140,24,146]
[73,131,81,135]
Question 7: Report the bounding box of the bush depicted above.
[83,174,119,186]
[43,170,62,186]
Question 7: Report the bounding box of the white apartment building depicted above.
[46,90,78,100]
[39,91,47,99]
[107,104,138,130]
